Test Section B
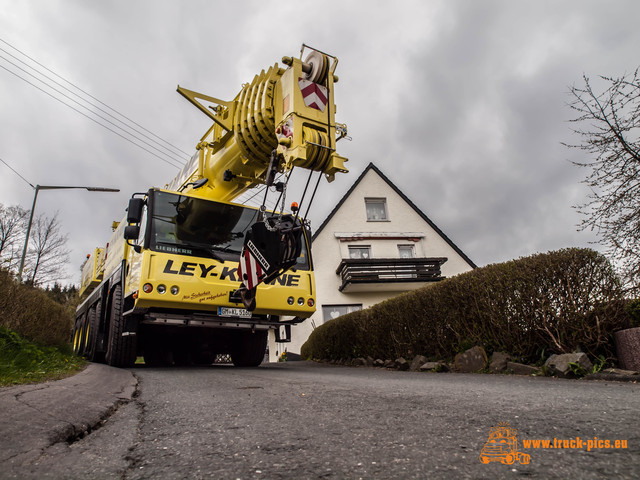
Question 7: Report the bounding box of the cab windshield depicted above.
[148,190,310,269]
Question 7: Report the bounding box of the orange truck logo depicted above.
[479,422,531,465]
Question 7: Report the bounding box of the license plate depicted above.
[218,307,252,318]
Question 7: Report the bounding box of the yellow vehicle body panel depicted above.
[129,250,315,317]
[79,247,105,296]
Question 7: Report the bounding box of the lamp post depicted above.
[18,185,120,282]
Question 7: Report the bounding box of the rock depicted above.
[366,356,375,367]
[544,353,593,378]
[454,346,488,373]
[489,352,511,373]
[383,359,394,368]
[373,359,385,367]
[419,361,448,372]
[395,357,410,371]
[354,357,367,366]
[602,368,639,375]
[507,362,539,376]
[410,355,428,371]
[585,368,640,382]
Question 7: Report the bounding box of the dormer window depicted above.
[365,197,388,221]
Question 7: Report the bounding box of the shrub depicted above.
[625,299,640,328]
[0,269,73,347]
[301,248,627,364]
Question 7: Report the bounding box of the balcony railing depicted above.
[335,257,447,292]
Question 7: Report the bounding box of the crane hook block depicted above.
[237,215,303,309]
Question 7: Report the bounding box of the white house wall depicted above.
[268,166,474,362]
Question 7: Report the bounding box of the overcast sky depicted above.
[1,0,638,285]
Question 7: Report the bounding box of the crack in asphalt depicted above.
[122,373,146,480]
[66,373,142,446]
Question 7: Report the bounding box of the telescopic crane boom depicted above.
[171,46,348,202]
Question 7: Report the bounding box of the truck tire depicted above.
[73,315,88,356]
[231,330,267,367]
[72,319,82,355]
[105,285,137,368]
[87,304,105,363]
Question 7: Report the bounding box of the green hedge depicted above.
[301,248,628,364]
[0,269,73,347]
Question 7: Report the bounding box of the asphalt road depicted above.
[10,362,640,479]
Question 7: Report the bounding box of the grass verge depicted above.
[0,327,86,387]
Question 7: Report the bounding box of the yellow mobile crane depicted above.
[73,46,348,368]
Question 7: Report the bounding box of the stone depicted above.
[366,356,375,367]
[373,359,385,367]
[602,368,639,375]
[419,361,448,372]
[614,327,640,371]
[454,346,488,373]
[489,352,511,373]
[584,368,640,382]
[544,353,593,378]
[410,355,428,371]
[383,359,394,368]
[395,357,410,371]
[354,357,367,366]
[507,362,539,376]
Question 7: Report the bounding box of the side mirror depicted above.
[127,198,145,224]
[124,225,140,241]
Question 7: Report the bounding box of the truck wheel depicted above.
[87,304,105,363]
[105,285,137,368]
[72,320,82,355]
[73,315,88,355]
[231,330,267,367]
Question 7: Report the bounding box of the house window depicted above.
[322,304,363,323]
[365,198,388,221]
[398,245,415,258]
[349,245,371,259]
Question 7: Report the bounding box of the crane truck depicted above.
[73,46,348,368]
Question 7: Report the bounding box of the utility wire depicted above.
[0,156,35,189]
[0,55,184,169]
[0,39,190,159]
[0,63,183,170]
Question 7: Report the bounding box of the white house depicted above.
[268,163,476,362]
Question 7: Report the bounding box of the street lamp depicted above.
[18,185,120,282]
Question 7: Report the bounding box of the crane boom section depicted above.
[171,52,348,202]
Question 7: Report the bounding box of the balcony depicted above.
[335,257,447,293]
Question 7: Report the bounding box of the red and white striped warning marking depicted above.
[238,241,268,290]
[299,78,328,111]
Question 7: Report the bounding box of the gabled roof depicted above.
[313,162,477,268]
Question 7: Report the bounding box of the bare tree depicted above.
[0,204,28,272]
[566,67,640,291]
[24,212,70,286]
